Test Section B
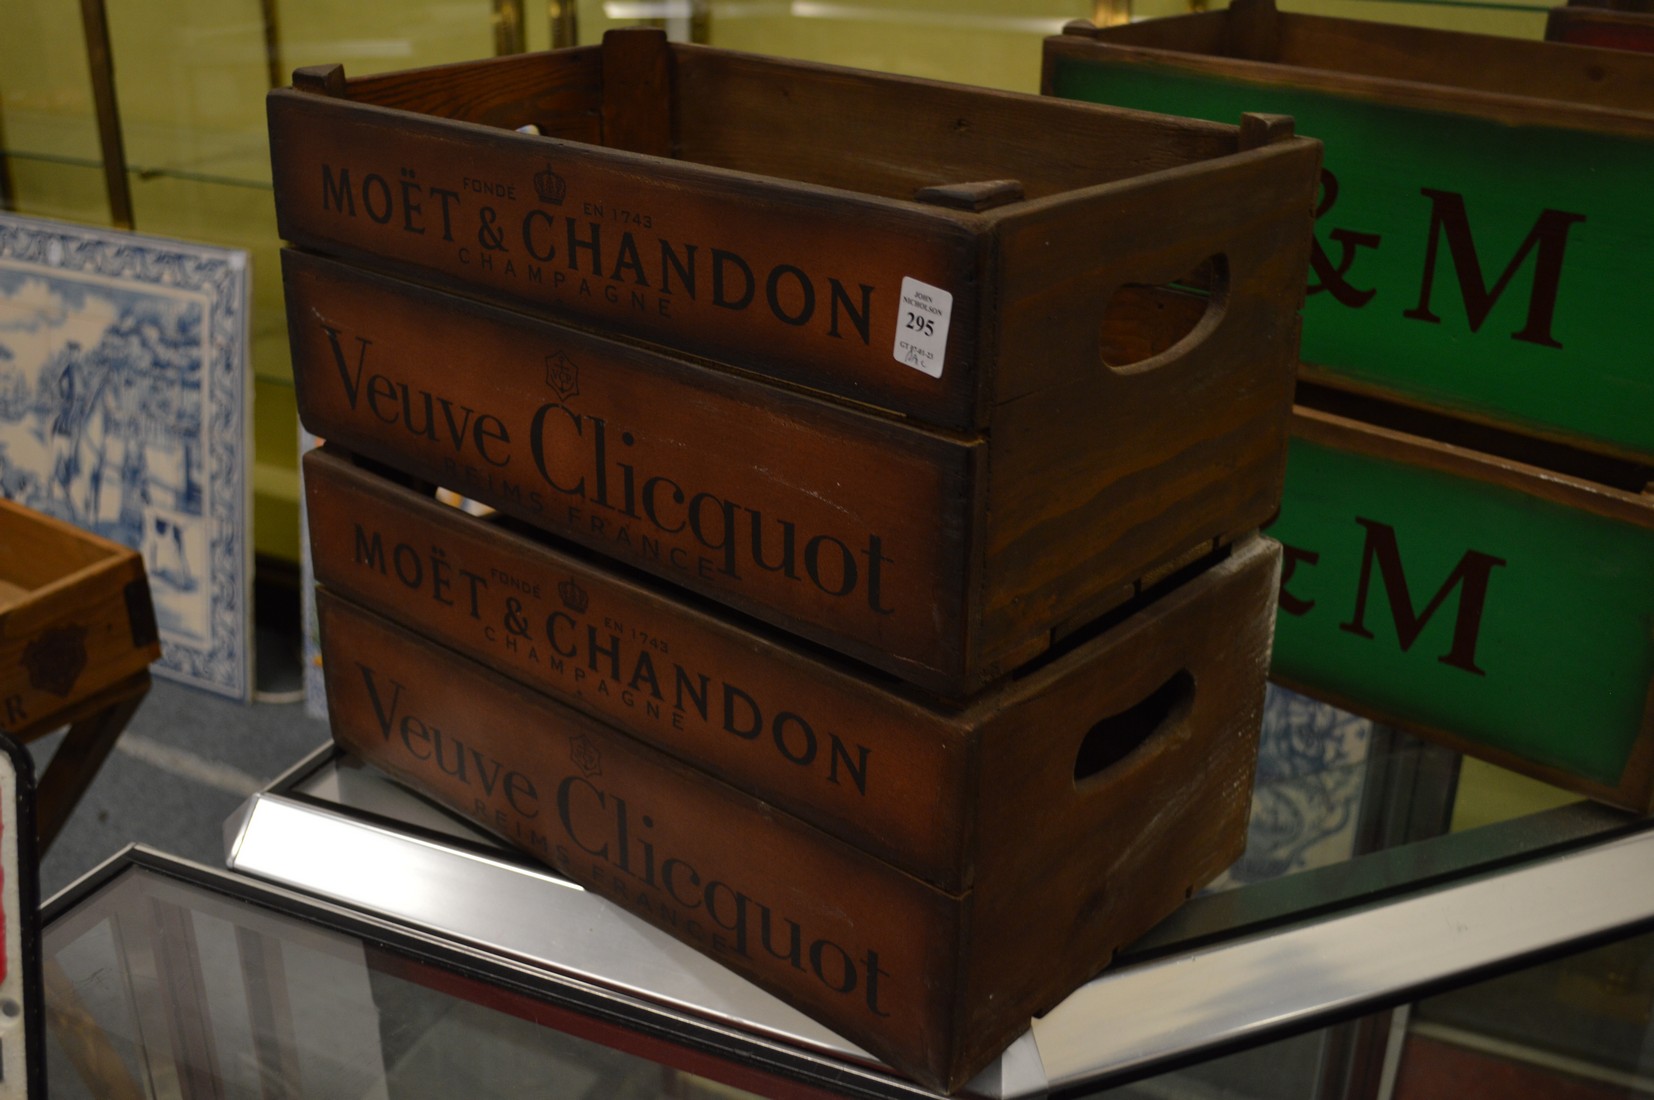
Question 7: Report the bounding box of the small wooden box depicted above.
[0,498,160,739]
[1268,401,1654,812]
[1046,0,1654,463]
[318,523,1276,1090]
[306,444,1276,890]
[287,246,1294,696]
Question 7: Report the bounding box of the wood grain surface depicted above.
[319,529,1277,1088]
[270,28,1317,435]
[287,243,1299,696]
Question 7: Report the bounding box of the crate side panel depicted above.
[959,536,1277,1060]
[669,48,1238,201]
[977,142,1313,664]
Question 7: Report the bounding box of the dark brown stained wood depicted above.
[0,496,161,742]
[599,28,672,156]
[292,64,345,98]
[664,47,1239,200]
[318,590,957,1089]
[979,138,1316,659]
[268,88,982,428]
[1223,0,1283,63]
[33,669,149,849]
[316,49,606,136]
[307,447,1277,892]
[286,249,1295,695]
[1238,111,1296,148]
[267,31,1319,431]
[1047,6,1654,466]
[285,251,977,694]
[1063,1,1654,136]
[1291,402,1654,528]
[306,447,967,884]
[317,529,1277,1090]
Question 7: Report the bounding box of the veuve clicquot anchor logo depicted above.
[316,161,877,338]
[357,662,893,1017]
[319,324,897,616]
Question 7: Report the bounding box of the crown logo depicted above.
[534,164,567,205]
[557,578,589,614]
[569,734,602,778]
[545,351,579,400]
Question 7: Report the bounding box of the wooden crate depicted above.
[270,28,1319,433]
[1268,399,1654,812]
[0,497,159,740]
[1045,0,1654,463]
[288,247,1289,696]
[318,526,1276,1090]
[307,444,1277,889]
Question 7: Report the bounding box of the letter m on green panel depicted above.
[1403,189,1586,348]
[1338,518,1506,676]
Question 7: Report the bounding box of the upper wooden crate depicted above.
[1547,4,1654,50]
[270,28,1319,433]
[270,31,1320,694]
[1046,0,1654,463]
[0,497,159,740]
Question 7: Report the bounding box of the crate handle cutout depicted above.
[1098,256,1228,375]
[1074,669,1195,787]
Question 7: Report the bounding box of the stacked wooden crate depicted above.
[1046,0,1654,814]
[271,29,1321,1090]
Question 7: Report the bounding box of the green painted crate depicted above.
[1268,404,1654,812]
[1045,0,1654,463]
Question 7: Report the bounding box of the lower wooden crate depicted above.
[1267,404,1654,812]
[316,533,1277,1090]
[0,497,159,740]
[0,497,162,847]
